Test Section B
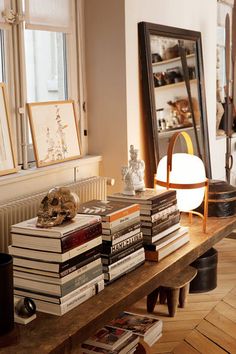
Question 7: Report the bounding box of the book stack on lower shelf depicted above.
[77,200,145,284]
[81,311,163,353]
[107,189,190,262]
[9,214,105,316]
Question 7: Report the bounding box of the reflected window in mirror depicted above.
[138,22,212,187]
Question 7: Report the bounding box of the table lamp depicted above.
[155,131,209,232]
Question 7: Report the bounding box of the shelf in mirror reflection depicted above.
[154,78,197,90]
[152,53,195,67]
[158,125,200,138]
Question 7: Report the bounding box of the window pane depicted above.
[24,30,67,102]
[0,30,5,82]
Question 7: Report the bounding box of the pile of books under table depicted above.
[107,188,190,262]
[9,214,105,315]
[81,311,163,353]
[77,200,145,284]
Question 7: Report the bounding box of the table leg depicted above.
[146,287,160,313]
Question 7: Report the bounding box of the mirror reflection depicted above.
[138,23,212,186]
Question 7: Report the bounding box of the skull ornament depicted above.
[36,187,80,228]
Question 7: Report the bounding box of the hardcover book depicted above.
[77,200,140,222]
[83,326,132,350]
[144,226,189,251]
[108,311,162,346]
[11,214,102,238]
[107,188,176,205]
[145,233,190,262]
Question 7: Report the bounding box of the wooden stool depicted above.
[147,266,197,317]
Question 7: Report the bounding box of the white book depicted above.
[102,211,140,230]
[14,258,102,285]
[14,275,104,304]
[14,281,104,316]
[143,223,180,243]
[103,248,144,272]
[9,236,102,262]
[11,214,101,238]
[144,226,189,251]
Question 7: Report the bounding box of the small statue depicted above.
[121,145,145,195]
[37,187,80,227]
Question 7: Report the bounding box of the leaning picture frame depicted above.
[0,82,17,176]
[27,100,82,167]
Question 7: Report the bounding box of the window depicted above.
[0,0,83,168]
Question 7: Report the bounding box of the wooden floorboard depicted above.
[127,236,236,353]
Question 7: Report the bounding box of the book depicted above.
[14,258,102,285]
[15,280,104,316]
[103,247,144,272]
[142,218,180,239]
[14,261,103,297]
[141,210,180,228]
[82,334,139,354]
[145,233,190,262]
[14,275,104,304]
[77,200,140,222]
[9,236,102,262]
[101,211,140,230]
[104,248,145,282]
[102,217,140,235]
[140,198,177,216]
[144,226,189,251]
[102,232,143,255]
[107,188,176,205]
[101,222,140,243]
[11,221,102,253]
[140,204,179,223]
[11,214,102,238]
[12,244,102,276]
[83,326,132,351]
[108,311,163,346]
[101,241,143,265]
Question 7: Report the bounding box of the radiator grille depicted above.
[0,176,107,252]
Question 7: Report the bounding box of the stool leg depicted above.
[146,288,159,313]
[179,283,189,308]
[159,287,167,304]
[166,288,179,317]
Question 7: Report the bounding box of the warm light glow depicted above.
[156,153,206,212]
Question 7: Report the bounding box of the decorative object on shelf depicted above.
[0,83,17,177]
[27,100,81,168]
[0,253,14,335]
[14,297,36,318]
[155,131,209,232]
[121,145,145,196]
[37,186,80,227]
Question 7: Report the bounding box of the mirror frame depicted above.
[138,22,212,186]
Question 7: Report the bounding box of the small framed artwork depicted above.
[0,83,17,176]
[27,100,81,167]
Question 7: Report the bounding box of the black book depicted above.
[142,214,180,237]
[102,232,143,255]
[101,240,143,265]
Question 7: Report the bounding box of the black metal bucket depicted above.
[189,248,218,293]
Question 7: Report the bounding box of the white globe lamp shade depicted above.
[156,153,206,212]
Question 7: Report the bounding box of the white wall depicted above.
[85,0,232,189]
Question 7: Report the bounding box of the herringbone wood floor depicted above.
[128,236,236,353]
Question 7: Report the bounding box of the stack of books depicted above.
[82,327,139,354]
[9,214,105,316]
[77,200,145,284]
[107,189,190,262]
[82,311,162,352]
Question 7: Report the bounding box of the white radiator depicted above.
[0,176,108,252]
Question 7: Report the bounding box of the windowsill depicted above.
[0,155,102,187]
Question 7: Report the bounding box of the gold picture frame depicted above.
[27,100,82,167]
[0,82,17,176]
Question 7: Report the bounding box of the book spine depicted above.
[102,227,141,246]
[102,222,140,242]
[61,263,103,296]
[102,232,143,255]
[102,211,140,230]
[62,237,102,262]
[140,199,177,215]
[142,214,180,237]
[141,204,179,223]
[103,247,144,272]
[103,204,140,222]
[59,244,102,273]
[101,241,143,265]
[61,222,102,252]
[59,252,101,278]
[102,216,140,235]
[104,251,145,281]
[141,210,180,227]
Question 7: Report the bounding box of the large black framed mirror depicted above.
[138,22,212,187]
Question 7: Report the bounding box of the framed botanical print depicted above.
[0,83,17,176]
[27,100,82,167]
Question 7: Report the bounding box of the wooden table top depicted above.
[1,215,236,354]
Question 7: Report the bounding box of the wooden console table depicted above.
[1,215,236,354]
